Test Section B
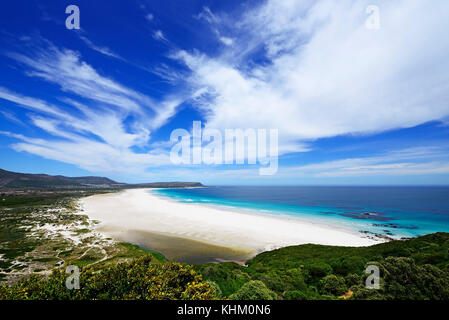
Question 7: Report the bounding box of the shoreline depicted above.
[79,188,380,263]
[150,188,374,239]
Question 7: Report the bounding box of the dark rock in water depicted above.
[340,212,394,222]
[372,223,418,230]
[359,230,395,241]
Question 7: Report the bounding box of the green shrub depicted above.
[353,257,449,300]
[205,281,222,299]
[332,256,366,275]
[345,273,362,287]
[319,275,347,296]
[0,255,218,300]
[229,280,277,300]
[284,290,308,300]
[306,262,333,279]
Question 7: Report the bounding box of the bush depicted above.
[306,262,333,279]
[319,275,347,296]
[205,281,222,299]
[0,256,218,300]
[332,256,366,275]
[229,281,277,300]
[353,257,449,300]
[194,263,251,297]
[381,257,449,300]
[284,290,308,300]
[345,273,362,287]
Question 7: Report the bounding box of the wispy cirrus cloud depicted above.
[0,39,182,176]
[140,146,449,183]
[79,36,125,61]
[0,87,172,175]
[145,13,154,22]
[282,146,449,178]
[0,109,24,126]
[0,86,70,119]
[152,30,168,42]
[195,6,235,47]
[7,46,151,114]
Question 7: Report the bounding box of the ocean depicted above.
[152,186,449,239]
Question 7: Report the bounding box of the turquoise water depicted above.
[151,186,449,239]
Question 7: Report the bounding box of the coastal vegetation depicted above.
[0,189,159,284]
[2,231,449,300]
[195,232,449,300]
[0,256,218,300]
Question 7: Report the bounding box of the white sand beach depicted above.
[79,189,377,262]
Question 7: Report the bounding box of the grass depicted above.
[0,190,116,283]
[73,228,90,235]
[116,242,167,263]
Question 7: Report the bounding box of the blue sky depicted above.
[1,0,449,185]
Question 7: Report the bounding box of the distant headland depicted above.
[0,168,204,190]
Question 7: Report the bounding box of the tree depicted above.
[353,257,449,300]
[229,281,277,300]
[319,275,347,296]
[345,273,362,287]
[284,290,308,300]
[306,262,333,279]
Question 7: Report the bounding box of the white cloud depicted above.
[0,91,172,175]
[282,146,449,178]
[177,0,449,156]
[195,7,235,48]
[219,37,234,46]
[8,47,148,114]
[6,43,181,129]
[153,30,167,42]
[143,146,449,183]
[145,13,154,22]
[149,63,187,84]
[0,109,24,126]
[195,6,220,24]
[0,86,70,119]
[0,41,185,176]
[79,36,124,60]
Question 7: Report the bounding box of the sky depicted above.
[1,0,449,185]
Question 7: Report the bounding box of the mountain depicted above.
[0,168,121,188]
[0,169,203,189]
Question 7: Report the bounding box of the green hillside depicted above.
[2,232,449,300]
[195,232,449,300]
[0,168,204,189]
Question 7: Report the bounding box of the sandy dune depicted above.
[79,189,377,260]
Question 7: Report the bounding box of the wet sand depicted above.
[100,227,254,264]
